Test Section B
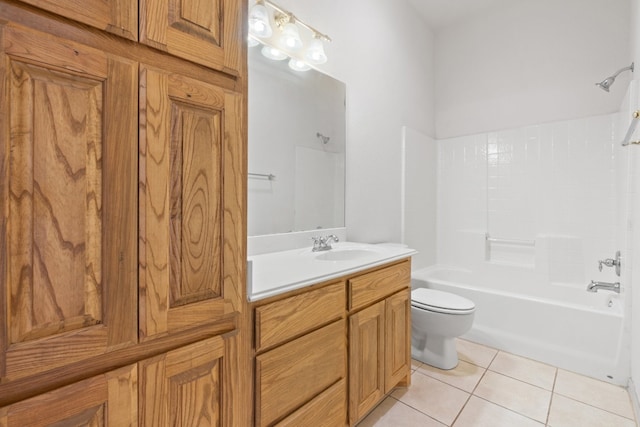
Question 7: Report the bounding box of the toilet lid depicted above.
[411,288,475,313]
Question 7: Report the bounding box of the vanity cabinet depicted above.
[0,0,248,424]
[348,262,411,425]
[251,259,411,427]
[253,282,347,426]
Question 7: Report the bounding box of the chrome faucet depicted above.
[598,251,621,276]
[587,280,620,294]
[311,234,339,252]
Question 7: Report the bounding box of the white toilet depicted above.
[411,288,476,370]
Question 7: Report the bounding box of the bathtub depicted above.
[412,266,629,384]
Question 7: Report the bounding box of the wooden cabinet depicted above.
[251,260,411,427]
[0,23,138,381]
[348,301,385,422]
[140,0,243,73]
[253,282,347,426]
[16,0,137,40]
[139,65,243,339]
[139,337,226,426]
[0,0,247,424]
[348,262,411,425]
[0,364,138,426]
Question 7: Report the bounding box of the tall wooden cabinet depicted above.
[0,0,248,425]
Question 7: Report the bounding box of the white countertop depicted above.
[247,242,417,301]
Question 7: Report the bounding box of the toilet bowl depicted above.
[411,288,475,370]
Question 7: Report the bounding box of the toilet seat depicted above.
[411,288,475,315]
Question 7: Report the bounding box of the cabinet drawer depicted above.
[255,282,345,352]
[349,261,410,311]
[275,379,346,427]
[256,320,346,427]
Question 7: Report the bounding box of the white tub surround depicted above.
[247,242,416,301]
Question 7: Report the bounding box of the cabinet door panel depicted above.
[0,24,138,381]
[256,320,346,427]
[0,364,137,427]
[139,337,225,427]
[385,289,411,393]
[139,66,242,339]
[16,0,137,40]
[140,0,242,74]
[349,302,385,425]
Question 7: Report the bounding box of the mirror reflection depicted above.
[247,46,346,237]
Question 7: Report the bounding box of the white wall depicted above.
[268,0,436,244]
[435,0,631,139]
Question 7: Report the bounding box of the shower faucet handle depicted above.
[597,251,621,276]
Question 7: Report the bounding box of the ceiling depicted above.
[405,0,512,30]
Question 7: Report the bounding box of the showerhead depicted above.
[596,62,634,92]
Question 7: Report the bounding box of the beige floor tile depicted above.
[489,351,557,390]
[457,339,498,368]
[411,358,423,372]
[357,397,446,427]
[548,394,636,427]
[453,396,544,427]
[554,369,635,419]
[474,370,551,423]
[392,371,470,425]
[418,359,486,393]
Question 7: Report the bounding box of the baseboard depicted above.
[629,378,640,427]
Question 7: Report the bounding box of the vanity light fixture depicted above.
[261,45,287,61]
[304,35,327,65]
[248,0,331,71]
[249,0,273,38]
[288,58,311,71]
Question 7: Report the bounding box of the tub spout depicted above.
[587,280,620,294]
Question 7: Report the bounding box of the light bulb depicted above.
[261,45,287,61]
[279,22,303,51]
[248,36,260,47]
[249,3,273,38]
[288,58,310,72]
[304,38,327,64]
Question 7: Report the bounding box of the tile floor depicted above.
[358,339,638,427]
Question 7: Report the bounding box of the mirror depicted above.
[247,46,346,236]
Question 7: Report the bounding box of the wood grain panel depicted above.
[349,261,410,312]
[0,364,137,427]
[140,65,242,340]
[255,320,346,427]
[139,336,225,427]
[0,24,138,381]
[349,301,385,425]
[385,289,411,393]
[16,0,137,40]
[169,101,221,307]
[140,0,242,74]
[255,281,345,352]
[274,379,346,427]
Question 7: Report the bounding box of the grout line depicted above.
[545,369,558,425]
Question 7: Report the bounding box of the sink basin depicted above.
[315,249,378,261]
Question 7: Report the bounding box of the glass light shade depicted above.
[280,22,303,50]
[249,4,273,38]
[261,45,287,60]
[288,58,310,72]
[304,38,327,64]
